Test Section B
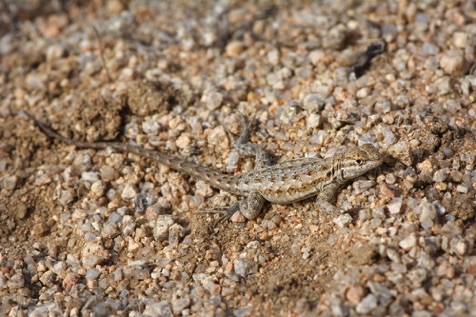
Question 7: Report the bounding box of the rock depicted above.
[302,94,326,112]
[234,258,258,277]
[267,49,280,65]
[230,211,246,223]
[168,223,185,247]
[334,213,352,228]
[172,297,191,315]
[309,49,325,65]
[399,233,417,250]
[3,175,18,190]
[175,134,191,149]
[143,302,173,317]
[356,294,378,314]
[346,284,366,304]
[59,190,74,206]
[225,41,245,56]
[121,183,138,200]
[91,180,106,197]
[418,203,437,229]
[306,113,323,129]
[440,50,468,76]
[388,141,413,166]
[153,215,175,241]
[387,198,403,214]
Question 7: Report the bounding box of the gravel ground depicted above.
[1,0,476,316]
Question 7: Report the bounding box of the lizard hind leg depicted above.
[197,191,266,228]
[240,191,266,220]
[195,202,240,229]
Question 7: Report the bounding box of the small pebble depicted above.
[33,222,50,237]
[387,198,403,214]
[388,141,413,166]
[440,50,468,76]
[385,173,397,185]
[153,215,175,241]
[346,284,366,304]
[175,134,191,149]
[225,41,245,56]
[230,211,246,223]
[399,233,417,250]
[306,113,323,129]
[172,297,191,315]
[143,302,173,317]
[427,76,453,96]
[302,94,325,112]
[3,175,18,190]
[267,49,280,65]
[353,180,376,195]
[234,258,258,277]
[168,223,185,247]
[91,181,106,197]
[309,50,325,65]
[334,213,352,228]
[356,294,377,314]
[62,272,80,292]
[81,171,99,182]
[121,183,138,200]
[456,185,468,193]
[16,203,28,219]
[418,203,437,229]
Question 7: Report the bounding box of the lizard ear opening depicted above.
[356,159,363,165]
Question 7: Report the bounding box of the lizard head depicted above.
[338,144,383,181]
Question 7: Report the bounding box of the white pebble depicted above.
[82,171,99,182]
[419,203,437,229]
[306,113,323,129]
[175,134,191,149]
[267,49,280,65]
[309,50,325,65]
[399,233,417,250]
[456,185,468,193]
[91,181,106,197]
[153,215,175,241]
[59,190,74,206]
[453,32,468,48]
[230,211,246,223]
[142,119,160,136]
[121,183,138,200]
[356,294,378,314]
[234,258,258,277]
[302,94,325,112]
[385,173,397,184]
[433,168,449,182]
[440,50,468,76]
[334,213,352,228]
[3,175,18,190]
[225,41,244,56]
[387,198,403,214]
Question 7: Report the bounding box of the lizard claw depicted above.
[196,201,241,229]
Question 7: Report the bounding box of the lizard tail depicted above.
[24,111,237,192]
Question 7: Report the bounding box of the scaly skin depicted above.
[25,112,383,226]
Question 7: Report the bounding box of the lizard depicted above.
[24,111,384,227]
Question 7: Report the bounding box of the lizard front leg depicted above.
[315,182,342,217]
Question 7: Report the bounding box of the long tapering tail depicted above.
[24,111,238,193]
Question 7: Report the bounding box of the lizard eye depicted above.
[356,159,363,165]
